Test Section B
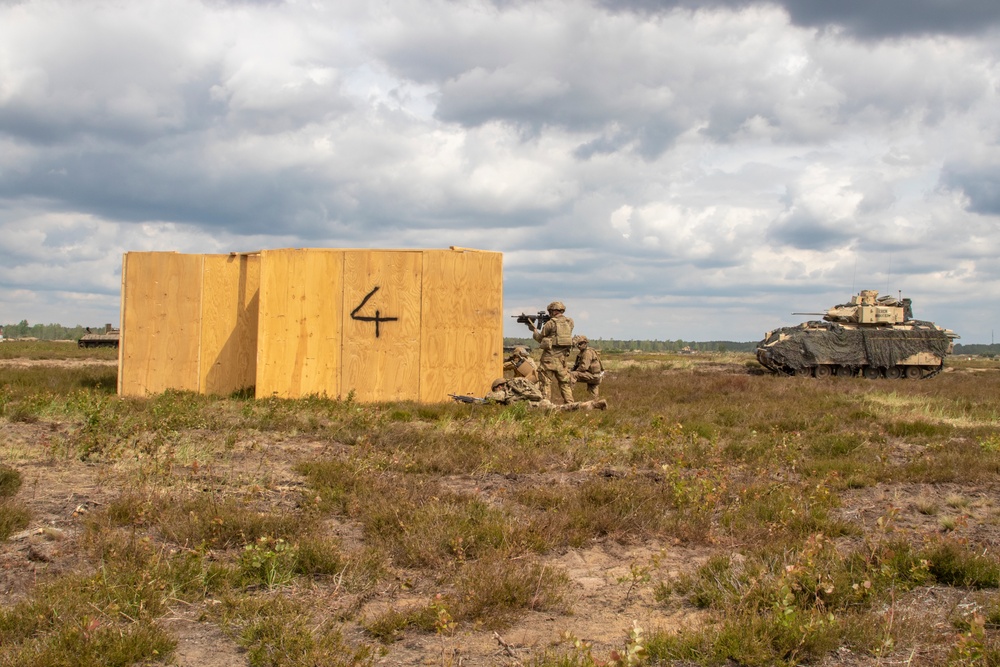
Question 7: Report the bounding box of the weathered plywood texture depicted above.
[256,249,344,398]
[419,249,504,402]
[341,251,423,402]
[119,252,204,396]
[200,254,260,395]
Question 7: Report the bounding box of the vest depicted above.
[554,317,573,347]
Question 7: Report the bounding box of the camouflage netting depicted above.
[759,321,952,372]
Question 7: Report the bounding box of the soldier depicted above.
[570,335,604,398]
[485,378,607,411]
[526,301,575,404]
[503,346,539,383]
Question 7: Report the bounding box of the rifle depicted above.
[449,394,486,404]
[512,310,551,331]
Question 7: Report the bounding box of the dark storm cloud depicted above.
[0,146,344,235]
[766,211,854,250]
[593,0,1000,38]
[432,70,687,159]
[0,138,559,243]
[941,162,1000,216]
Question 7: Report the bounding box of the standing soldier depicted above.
[570,336,604,398]
[503,346,539,384]
[526,301,575,404]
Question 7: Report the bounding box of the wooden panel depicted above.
[119,252,204,396]
[419,249,503,402]
[256,249,343,398]
[341,251,423,402]
[200,254,260,395]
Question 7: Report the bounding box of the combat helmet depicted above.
[513,346,529,357]
[547,301,565,312]
[574,335,588,345]
[491,378,507,390]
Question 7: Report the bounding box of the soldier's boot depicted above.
[592,399,608,410]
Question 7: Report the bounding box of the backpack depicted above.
[590,349,604,374]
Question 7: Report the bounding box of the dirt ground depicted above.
[2,360,998,666]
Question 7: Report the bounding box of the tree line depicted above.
[504,337,758,353]
[1,320,98,341]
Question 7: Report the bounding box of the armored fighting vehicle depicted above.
[756,290,958,379]
[78,324,120,349]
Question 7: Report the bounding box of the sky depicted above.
[1,0,999,343]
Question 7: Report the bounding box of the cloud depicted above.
[942,161,1000,216]
[594,0,1000,38]
[0,0,999,342]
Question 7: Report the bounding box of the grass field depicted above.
[2,343,1000,666]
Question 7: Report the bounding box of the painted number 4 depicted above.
[350,286,399,338]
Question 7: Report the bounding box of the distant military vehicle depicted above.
[756,290,958,379]
[78,324,120,349]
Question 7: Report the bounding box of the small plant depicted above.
[946,493,971,510]
[240,537,299,590]
[915,496,939,515]
[610,622,648,666]
[618,558,658,608]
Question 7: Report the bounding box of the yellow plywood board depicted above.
[256,249,344,398]
[341,251,423,402]
[419,249,503,402]
[200,254,260,395]
[119,252,204,396]
[118,246,503,402]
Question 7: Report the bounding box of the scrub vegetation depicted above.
[2,344,1000,666]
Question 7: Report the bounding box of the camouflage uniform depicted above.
[486,378,607,411]
[485,377,544,404]
[532,302,575,404]
[570,336,603,398]
[503,346,539,384]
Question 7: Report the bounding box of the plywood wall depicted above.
[120,252,261,397]
[200,254,260,395]
[419,249,504,402]
[256,249,344,399]
[120,247,502,402]
[119,252,205,395]
[341,250,423,402]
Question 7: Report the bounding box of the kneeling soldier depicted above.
[570,336,604,398]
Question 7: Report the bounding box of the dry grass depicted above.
[3,345,1000,665]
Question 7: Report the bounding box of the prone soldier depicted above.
[485,378,607,411]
